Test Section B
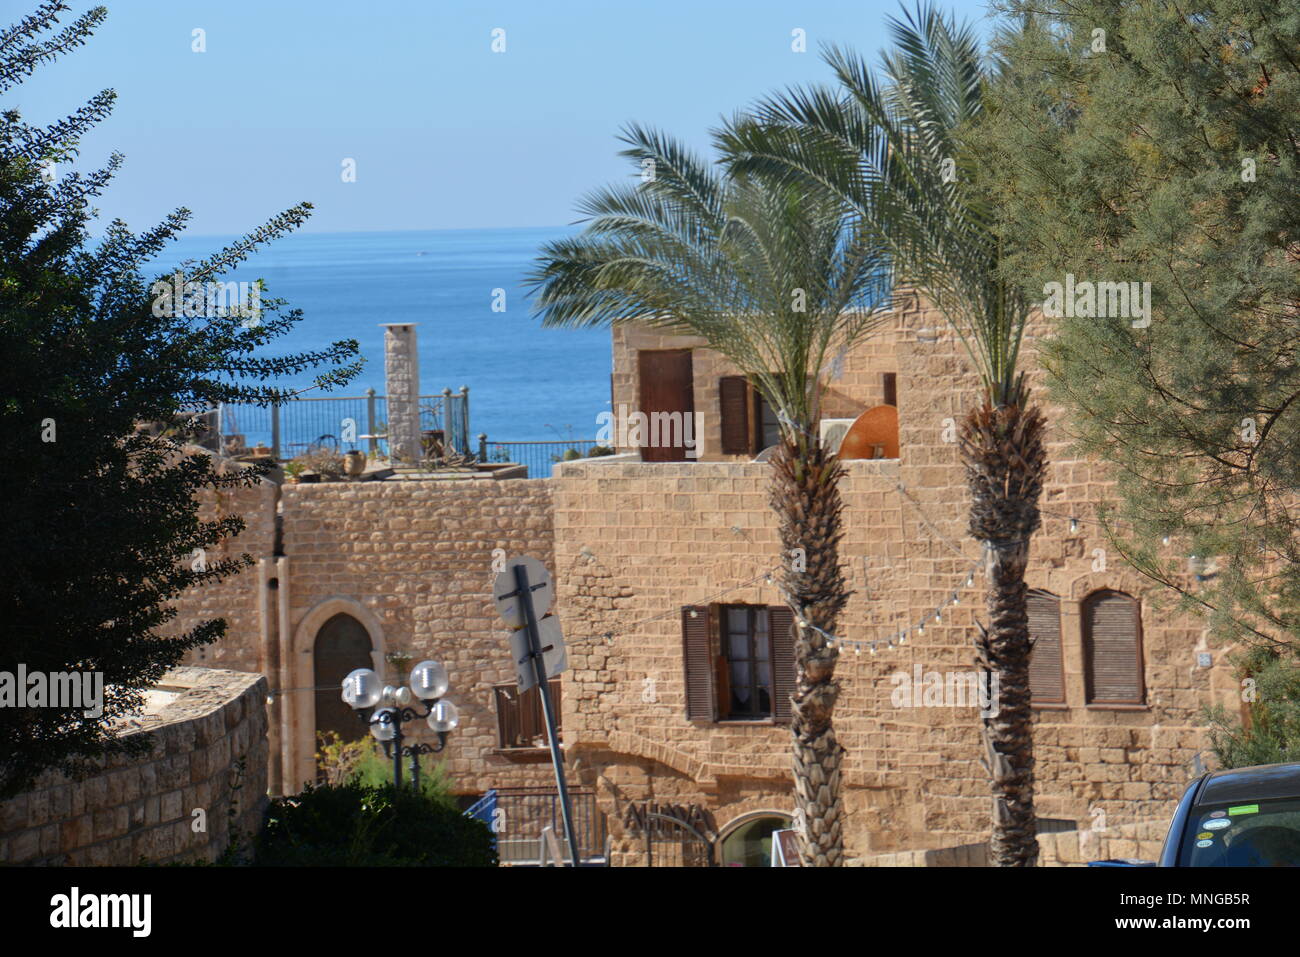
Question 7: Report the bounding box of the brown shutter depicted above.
[1084,590,1144,704]
[1027,590,1065,704]
[768,605,796,723]
[682,606,715,721]
[719,376,753,454]
[882,372,898,407]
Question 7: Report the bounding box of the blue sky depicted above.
[12,0,999,236]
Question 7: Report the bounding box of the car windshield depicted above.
[1179,797,1300,866]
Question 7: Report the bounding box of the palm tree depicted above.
[529,124,891,866]
[720,3,1046,865]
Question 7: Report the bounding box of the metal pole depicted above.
[410,747,421,792]
[514,563,581,867]
[366,388,377,457]
[271,401,281,460]
[392,719,403,790]
[442,387,453,456]
[459,385,470,455]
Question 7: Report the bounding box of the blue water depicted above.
[152,226,610,444]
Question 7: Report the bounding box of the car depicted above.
[1158,761,1300,866]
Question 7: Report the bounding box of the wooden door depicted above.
[638,350,694,462]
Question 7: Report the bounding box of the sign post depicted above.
[494,556,580,867]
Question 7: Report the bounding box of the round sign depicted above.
[1203,818,1231,830]
[493,555,554,626]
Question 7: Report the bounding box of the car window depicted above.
[1179,798,1300,866]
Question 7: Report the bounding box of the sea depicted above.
[153,226,611,446]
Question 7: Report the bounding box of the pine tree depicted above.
[0,2,361,799]
[972,2,1300,696]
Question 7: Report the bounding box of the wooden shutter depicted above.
[682,606,715,720]
[719,376,753,455]
[882,372,897,407]
[768,605,796,723]
[1027,590,1065,704]
[495,679,562,747]
[1083,590,1144,704]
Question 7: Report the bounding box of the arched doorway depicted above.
[313,613,374,752]
[719,814,793,867]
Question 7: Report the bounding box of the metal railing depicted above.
[478,438,601,478]
[215,387,470,461]
[489,787,607,865]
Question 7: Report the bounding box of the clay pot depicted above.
[343,449,367,477]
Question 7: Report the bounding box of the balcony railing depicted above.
[213,387,470,461]
[486,787,608,865]
[477,438,601,478]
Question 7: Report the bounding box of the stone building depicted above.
[170,299,1242,865]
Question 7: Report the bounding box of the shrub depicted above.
[256,781,497,867]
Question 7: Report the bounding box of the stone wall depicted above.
[0,668,268,866]
[170,479,277,677]
[556,299,1238,859]
[275,477,560,794]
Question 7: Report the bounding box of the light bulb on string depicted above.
[1069,517,1079,533]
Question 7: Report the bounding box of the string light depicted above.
[1069,517,1079,533]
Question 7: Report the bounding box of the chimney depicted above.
[381,323,421,465]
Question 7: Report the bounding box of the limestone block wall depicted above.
[551,457,911,862]
[276,478,561,795]
[0,668,268,866]
[170,479,277,676]
[557,300,1236,857]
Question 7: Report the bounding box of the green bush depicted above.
[257,781,497,867]
[349,744,456,808]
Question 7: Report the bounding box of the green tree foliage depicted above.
[972,0,1300,755]
[0,2,361,798]
[975,0,1300,646]
[256,782,497,867]
[1204,647,1300,769]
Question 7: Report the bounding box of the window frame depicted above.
[492,679,563,751]
[1027,589,1067,708]
[1081,588,1146,708]
[718,604,773,721]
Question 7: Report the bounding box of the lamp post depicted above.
[341,659,460,789]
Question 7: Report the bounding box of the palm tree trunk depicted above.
[770,438,849,866]
[960,395,1047,866]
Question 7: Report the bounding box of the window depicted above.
[682,604,795,722]
[1027,590,1065,705]
[882,372,897,407]
[723,606,772,718]
[494,679,562,749]
[1082,590,1145,705]
[720,815,793,867]
[719,377,780,455]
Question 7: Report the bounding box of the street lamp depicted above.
[341,659,460,789]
